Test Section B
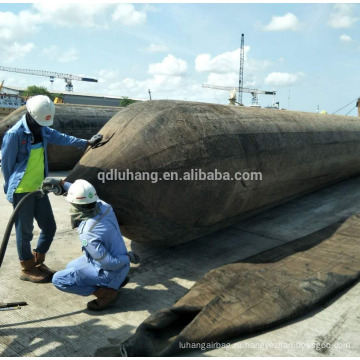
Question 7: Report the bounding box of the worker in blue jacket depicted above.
[1,95,103,283]
[42,178,140,311]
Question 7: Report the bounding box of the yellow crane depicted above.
[54,95,64,104]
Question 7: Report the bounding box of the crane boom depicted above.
[238,34,244,106]
[202,84,276,96]
[0,65,98,92]
[202,83,276,107]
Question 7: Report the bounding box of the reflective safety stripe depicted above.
[92,250,108,261]
[79,222,86,234]
[89,205,111,232]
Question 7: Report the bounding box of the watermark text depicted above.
[97,168,263,184]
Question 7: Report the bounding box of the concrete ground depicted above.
[0,171,360,357]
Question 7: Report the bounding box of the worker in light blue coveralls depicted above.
[1,95,103,284]
[42,178,140,311]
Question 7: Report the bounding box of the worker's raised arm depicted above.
[44,127,88,148]
[44,128,103,148]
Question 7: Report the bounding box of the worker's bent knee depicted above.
[52,269,75,291]
[52,269,97,296]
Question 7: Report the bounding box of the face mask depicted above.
[69,203,100,229]
[71,217,81,229]
[26,112,42,138]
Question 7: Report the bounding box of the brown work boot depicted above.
[20,257,52,283]
[87,287,118,311]
[32,251,57,278]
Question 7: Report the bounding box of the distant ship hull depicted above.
[0,93,24,116]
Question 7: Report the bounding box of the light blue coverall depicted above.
[52,183,130,296]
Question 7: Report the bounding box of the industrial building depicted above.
[1,85,145,108]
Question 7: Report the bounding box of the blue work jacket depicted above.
[1,115,88,202]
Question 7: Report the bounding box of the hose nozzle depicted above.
[41,184,62,196]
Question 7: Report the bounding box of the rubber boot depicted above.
[20,257,52,283]
[87,277,130,311]
[87,287,118,311]
[32,251,57,278]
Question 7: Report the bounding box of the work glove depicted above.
[88,134,103,147]
[41,177,63,195]
[42,177,61,188]
[127,251,140,264]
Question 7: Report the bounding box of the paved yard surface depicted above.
[0,171,360,356]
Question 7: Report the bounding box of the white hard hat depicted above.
[66,180,99,205]
[26,95,55,126]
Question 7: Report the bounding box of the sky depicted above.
[0,2,360,114]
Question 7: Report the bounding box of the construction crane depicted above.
[0,66,98,92]
[202,84,276,107]
[238,33,245,106]
[203,34,275,107]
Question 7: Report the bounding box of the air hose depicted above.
[0,187,58,269]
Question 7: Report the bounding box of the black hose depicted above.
[0,190,45,269]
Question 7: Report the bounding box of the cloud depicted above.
[96,55,190,99]
[144,43,169,53]
[339,34,352,43]
[95,55,212,103]
[93,48,274,105]
[9,42,35,54]
[89,48,276,105]
[0,4,148,63]
[263,13,301,31]
[42,45,58,57]
[97,69,121,83]
[102,73,193,100]
[264,72,304,87]
[0,5,109,62]
[0,9,40,62]
[42,45,78,63]
[148,54,188,76]
[195,47,271,75]
[112,4,147,26]
[195,47,272,90]
[58,47,79,63]
[3,42,35,63]
[33,3,148,28]
[328,4,358,28]
[195,48,243,74]
[105,74,212,103]
[0,10,40,42]
[142,4,159,13]
[33,3,113,29]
